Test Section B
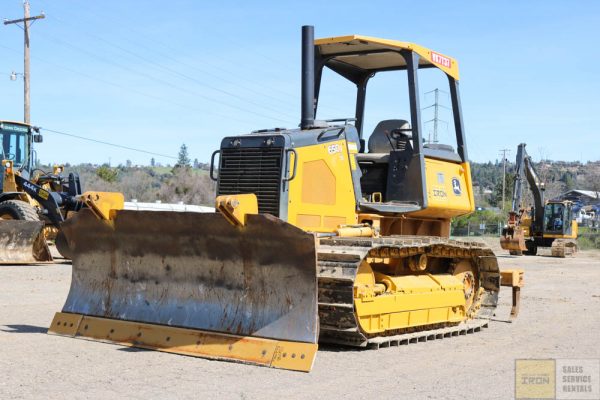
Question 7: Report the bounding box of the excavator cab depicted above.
[543,201,573,235]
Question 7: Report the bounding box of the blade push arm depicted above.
[14,174,82,226]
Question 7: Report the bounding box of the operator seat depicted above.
[356,119,412,164]
[356,119,413,200]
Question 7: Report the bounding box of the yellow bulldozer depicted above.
[500,143,578,257]
[48,26,523,372]
[0,120,124,263]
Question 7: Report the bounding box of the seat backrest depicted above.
[368,119,411,153]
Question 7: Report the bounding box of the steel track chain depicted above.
[316,236,500,348]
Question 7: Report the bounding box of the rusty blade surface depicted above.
[60,210,319,344]
[0,220,52,264]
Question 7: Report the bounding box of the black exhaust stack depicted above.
[300,25,315,130]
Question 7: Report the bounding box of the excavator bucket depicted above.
[49,210,319,371]
[500,227,527,254]
[0,220,52,263]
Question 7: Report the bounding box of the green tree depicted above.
[561,172,576,190]
[490,172,515,208]
[96,165,119,183]
[175,144,191,169]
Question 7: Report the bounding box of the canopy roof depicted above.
[0,120,31,127]
[315,35,459,80]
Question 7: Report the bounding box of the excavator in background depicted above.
[500,143,578,257]
[0,120,124,263]
[48,26,523,372]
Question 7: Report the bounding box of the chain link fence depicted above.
[450,222,503,237]
[451,223,600,249]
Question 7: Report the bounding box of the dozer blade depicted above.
[49,210,319,371]
[0,220,52,264]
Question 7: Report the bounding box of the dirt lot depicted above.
[1,242,599,400]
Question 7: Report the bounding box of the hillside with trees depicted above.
[471,159,600,210]
[54,144,215,206]
[42,144,600,210]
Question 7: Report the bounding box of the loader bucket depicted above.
[500,227,527,254]
[0,220,52,263]
[49,209,319,371]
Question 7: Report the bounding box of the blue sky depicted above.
[1,0,598,166]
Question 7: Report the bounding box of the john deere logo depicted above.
[452,178,462,195]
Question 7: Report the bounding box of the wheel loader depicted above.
[500,143,578,257]
[0,120,123,263]
[48,26,523,372]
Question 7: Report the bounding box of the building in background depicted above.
[554,190,600,227]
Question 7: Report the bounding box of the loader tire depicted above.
[54,230,71,260]
[0,200,40,222]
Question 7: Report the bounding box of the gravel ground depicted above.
[1,242,599,400]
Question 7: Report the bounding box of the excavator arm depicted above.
[520,145,545,231]
[511,143,545,217]
[501,143,545,254]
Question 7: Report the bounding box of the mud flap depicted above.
[50,210,319,371]
[0,220,52,264]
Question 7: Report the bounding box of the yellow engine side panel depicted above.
[410,159,474,219]
[287,139,357,232]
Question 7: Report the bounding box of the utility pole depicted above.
[423,88,449,143]
[4,1,45,124]
[499,148,511,211]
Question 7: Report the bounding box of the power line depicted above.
[36,32,295,125]
[39,14,299,121]
[35,0,301,109]
[35,0,347,116]
[0,43,262,126]
[422,88,450,144]
[40,127,177,160]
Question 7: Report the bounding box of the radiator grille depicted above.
[217,147,284,217]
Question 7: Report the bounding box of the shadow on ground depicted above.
[116,346,152,353]
[1,324,48,334]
